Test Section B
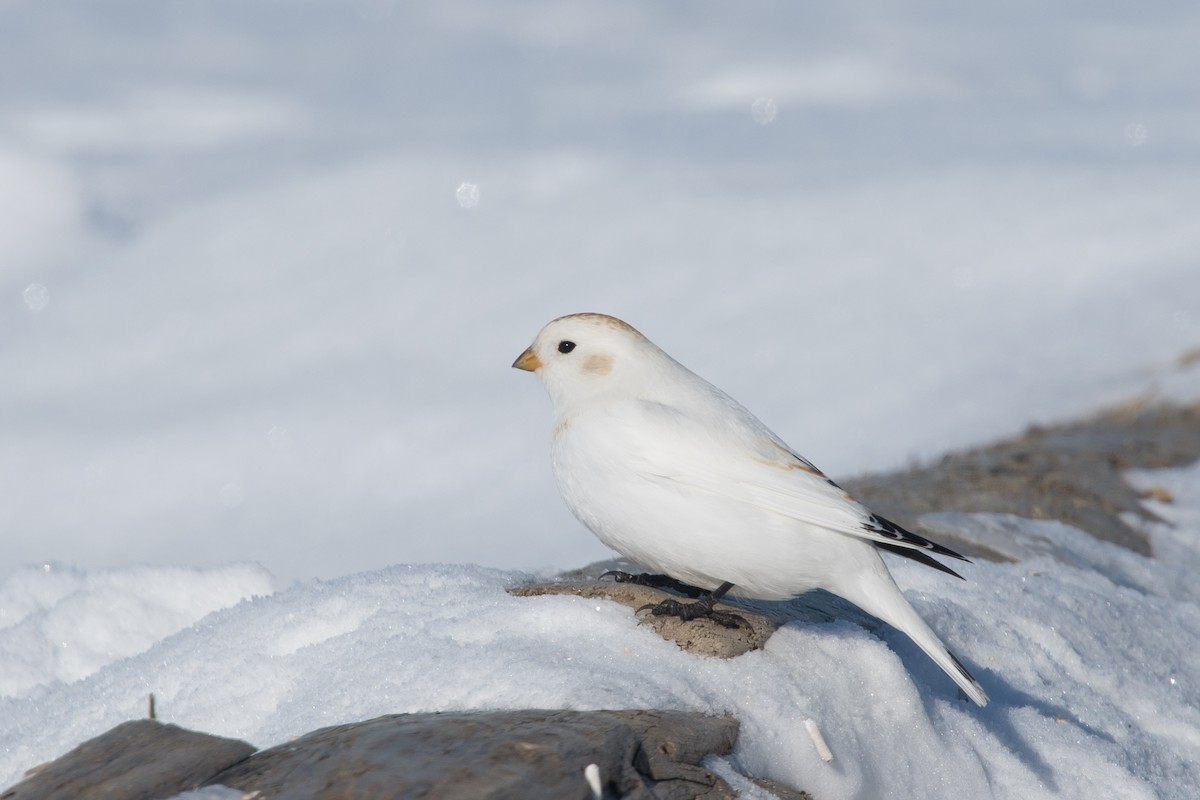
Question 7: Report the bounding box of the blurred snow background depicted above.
[3,0,1198,582]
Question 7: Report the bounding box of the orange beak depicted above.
[512,347,542,372]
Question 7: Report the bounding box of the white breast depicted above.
[550,403,865,600]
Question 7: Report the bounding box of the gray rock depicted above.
[208,709,740,800]
[843,400,1200,560]
[0,720,254,800]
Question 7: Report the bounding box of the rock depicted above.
[0,720,254,800]
[842,400,1200,560]
[749,778,815,800]
[511,569,778,659]
[208,709,741,800]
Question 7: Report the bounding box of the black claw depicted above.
[606,577,747,629]
[636,593,748,630]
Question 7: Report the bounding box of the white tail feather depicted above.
[844,558,989,707]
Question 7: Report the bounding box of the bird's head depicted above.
[512,313,665,411]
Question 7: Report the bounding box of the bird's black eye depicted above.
[557,340,576,354]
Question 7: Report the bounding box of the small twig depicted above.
[804,718,833,763]
[584,763,602,799]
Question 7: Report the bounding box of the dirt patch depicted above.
[842,399,1200,560]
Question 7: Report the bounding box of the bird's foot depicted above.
[599,570,707,598]
[636,596,748,629]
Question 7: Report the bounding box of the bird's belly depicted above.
[552,432,853,600]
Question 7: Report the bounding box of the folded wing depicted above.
[618,398,970,573]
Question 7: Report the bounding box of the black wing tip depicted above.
[874,541,967,580]
[866,513,972,562]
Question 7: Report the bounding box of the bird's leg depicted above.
[599,570,707,598]
[637,581,747,629]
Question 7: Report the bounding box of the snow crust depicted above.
[0,563,272,699]
[3,464,1198,798]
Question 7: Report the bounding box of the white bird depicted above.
[513,312,988,706]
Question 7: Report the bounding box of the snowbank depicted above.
[2,463,1197,798]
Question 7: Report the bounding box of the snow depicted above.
[0,562,272,699]
[2,468,1199,798]
[2,2,1200,797]
[167,788,248,800]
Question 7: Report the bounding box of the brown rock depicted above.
[511,575,778,659]
[842,400,1200,560]
[0,720,254,800]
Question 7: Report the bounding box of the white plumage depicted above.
[513,312,988,706]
